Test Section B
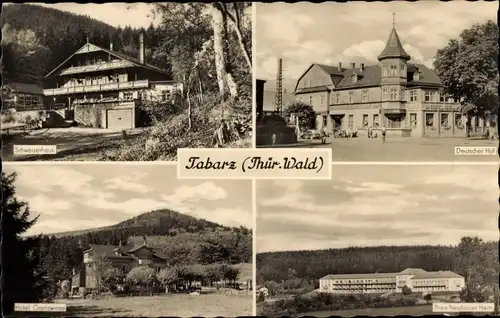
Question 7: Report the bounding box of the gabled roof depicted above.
[3,82,44,95]
[378,28,411,61]
[85,243,167,261]
[294,61,441,93]
[45,42,170,78]
[293,63,341,92]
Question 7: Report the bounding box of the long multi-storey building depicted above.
[319,268,465,295]
[294,25,487,138]
[43,33,182,130]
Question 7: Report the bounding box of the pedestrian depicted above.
[381,126,386,143]
[321,126,327,144]
[271,132,277,146]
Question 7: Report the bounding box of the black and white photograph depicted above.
[255,165,499,316]
[1,2,252,161]
[2,163,253,316]
[255,2,498,161]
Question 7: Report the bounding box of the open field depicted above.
[1,127,144,161]
[50,293,252,317]
[259,137,497,161]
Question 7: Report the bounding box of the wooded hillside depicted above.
[36,208,252,298]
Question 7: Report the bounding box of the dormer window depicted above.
[414,71,420,81]
[351,74,358,83]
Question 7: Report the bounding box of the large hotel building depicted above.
[319,268,465,294]
[293,26,487,138]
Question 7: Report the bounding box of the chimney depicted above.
[338,62,342,71]
[360,63,365,71]
[109,42,113,51]
[139,32,145,64]
[350,62,355,69]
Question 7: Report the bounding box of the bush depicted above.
[101,94,252,161]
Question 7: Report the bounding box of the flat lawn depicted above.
[56,293,252,317]
[1,127,144,161]
[259,137,497,162]
[300,304,434,317]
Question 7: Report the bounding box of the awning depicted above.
[380,108,406,115]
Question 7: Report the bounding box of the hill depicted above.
[51,209,225,238]
[1,4,166,84]
[36,208,252,290]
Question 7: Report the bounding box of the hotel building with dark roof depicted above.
[293,26,487,138]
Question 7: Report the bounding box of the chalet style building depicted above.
[2,82,46,111]
[71,242,167,295]
[294,26,487,138]
[44,33,182,130]
[319,268,465,295]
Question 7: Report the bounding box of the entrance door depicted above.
[439,112,453,137]
[332,115,343,132]
[453,113,466,137]
[107,109,133,129]
[424,112,438,137]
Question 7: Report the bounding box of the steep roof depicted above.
[85,244,167,261]
[45,42,170,78]
[4,82,44,95]
[378,28,411,61]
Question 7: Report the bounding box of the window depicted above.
[382,88,388,100]
[18,93,25,105]
[390,65,398,76]
[426,113,435,127]
[161,89,172,101]
[441,113,450,128]
[373,114,379,127]
[390,87,398,100]
[400,64,405,77]
[348,92,354,103]
[348,115,354,128]
[455,114,464,128]
[410,113,417,128]
[362,90,369,102]
[362,114,368,128]
[425,91,433,102]
[309,96,313,105]
[25,95,32,106]
[383,67,388,77]
[321,95,325,105]
[123,92,133,100]
[336,93,340,104]
[401,88,406,100]
[409,90,417,102]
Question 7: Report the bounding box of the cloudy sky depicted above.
[20,3,159,28]
[4,164,252,236]
[257,164,498,253]
[255,1,498,82]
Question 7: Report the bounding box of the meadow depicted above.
[59,292,252,317]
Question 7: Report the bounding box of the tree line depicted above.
[257,238,499,299]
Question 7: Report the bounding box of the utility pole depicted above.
[274,58,283,117]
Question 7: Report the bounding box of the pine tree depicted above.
[1,172,47,315]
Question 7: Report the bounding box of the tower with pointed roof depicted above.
[378,14,411,127]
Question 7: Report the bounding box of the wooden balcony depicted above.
[44,80,149,96]
[58,60,135,76]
